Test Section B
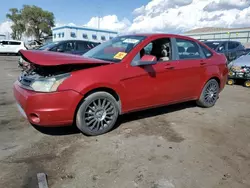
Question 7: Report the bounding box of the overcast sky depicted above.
[1,0,250,35]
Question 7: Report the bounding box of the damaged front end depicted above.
[17,50,112,92]
[18,62,106,94]
[18,63,105,92]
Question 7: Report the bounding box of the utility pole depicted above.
[97,5,101,29]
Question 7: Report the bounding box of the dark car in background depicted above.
[38,40,100,55]
[18,40,100,68]
[203,41,245,63]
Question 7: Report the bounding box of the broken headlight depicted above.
[30,73,70,92]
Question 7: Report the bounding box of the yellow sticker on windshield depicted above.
[114,52,127,60]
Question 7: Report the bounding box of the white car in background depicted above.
[0,40,27,55]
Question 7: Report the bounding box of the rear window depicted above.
[201,45,213,58]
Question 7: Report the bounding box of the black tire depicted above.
[76,92,119,136]
[196,79,219,108]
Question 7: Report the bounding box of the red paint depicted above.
[13,81,83,126]
[19,49,111,66]
[14,34,228,127]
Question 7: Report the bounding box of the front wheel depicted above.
[76,92,119,136]
[196,79,220,108]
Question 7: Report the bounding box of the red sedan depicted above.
[13,34,228,136]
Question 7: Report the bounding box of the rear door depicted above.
[170,37,207,100]
[227,41,238,62]
[9,41,21,53]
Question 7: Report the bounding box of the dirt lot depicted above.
[0,56,250,188]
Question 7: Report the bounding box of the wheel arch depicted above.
[73,87,122,125]
[198,76,221,97]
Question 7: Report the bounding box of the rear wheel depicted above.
[196,79,219,108]
[76,92,119,136]
[227,79,235,85]
[244,80,250,88]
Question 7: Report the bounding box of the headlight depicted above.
[30,73,70,92]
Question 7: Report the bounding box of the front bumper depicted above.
[13,81,83,127]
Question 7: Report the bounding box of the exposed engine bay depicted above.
[18,57,107,92]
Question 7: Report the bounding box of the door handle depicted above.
[164,66,175,70]
[200,60,207,65]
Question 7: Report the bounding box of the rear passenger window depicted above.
[201,45,212,58]
[176,38,202,60]
[77,42,88,50]
[9,41,21,45]
[228,42,238,50]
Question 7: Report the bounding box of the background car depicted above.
[243,48,250,55]
[26,40,43,49]
[227,51,250,87]
[14,34,228,136]
[18,40,101,68]
[203,40,245,63]
[37,40,100,55]
[0,40,27,55]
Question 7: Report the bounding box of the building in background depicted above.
[183,27,250,47]
[0,34,6,40]
[52,25,118,43]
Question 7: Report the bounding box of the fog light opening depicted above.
[29,113,40,123]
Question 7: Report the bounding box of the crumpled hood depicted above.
[19,49,112,66]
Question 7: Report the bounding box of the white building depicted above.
[183,27,250,47]
[52,25,118,43]
[0,34,5,40]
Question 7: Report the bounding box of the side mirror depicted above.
[134,55,157,66]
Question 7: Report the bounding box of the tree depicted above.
[6,5,55,40]
[6,8,25,40]
[21,5,55,40]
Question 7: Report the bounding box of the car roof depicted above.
[204,40,240,43]
[57,40,98,43]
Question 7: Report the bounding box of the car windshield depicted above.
[38,41,59,50]
[83,35,146,62]
[204,42,222,50]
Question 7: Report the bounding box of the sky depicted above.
[1,0,250,36]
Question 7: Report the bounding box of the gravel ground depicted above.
[0,56,250,188]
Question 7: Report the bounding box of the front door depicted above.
[120,37,181,111]
[0,41,9,53]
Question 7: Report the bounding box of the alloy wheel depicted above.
[84,98,116,132]
[204,81,219,105]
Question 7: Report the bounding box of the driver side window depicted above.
[133,38,172,62]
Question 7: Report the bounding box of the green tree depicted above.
[6,5,55,40]
[6,8,25,40]
[21,5,55,40]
